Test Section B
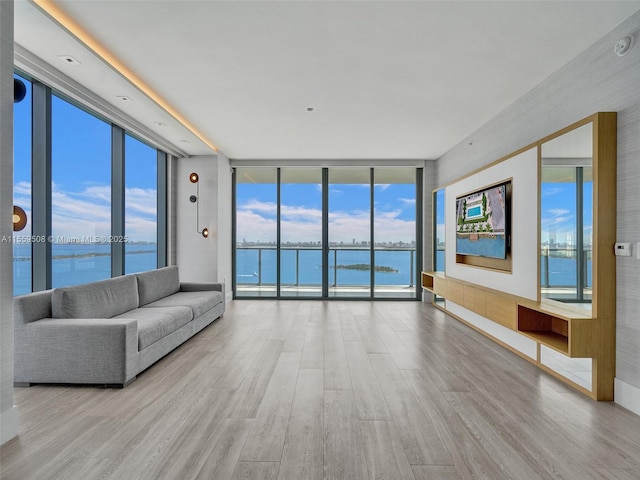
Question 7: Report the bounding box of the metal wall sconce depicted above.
[13,205,27,232]
[189,172,209,238]
[14,78,27,103]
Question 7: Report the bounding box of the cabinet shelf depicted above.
[516,303,594,358]
[422,271,596,359]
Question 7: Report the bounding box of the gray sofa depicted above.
[14,266,224,387]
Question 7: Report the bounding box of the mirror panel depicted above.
[540,122,593,315]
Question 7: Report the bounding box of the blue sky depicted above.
[236,177,417,244]
[13,74,158,243]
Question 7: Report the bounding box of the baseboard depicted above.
[0,405,18,445]
[615,378,640,416]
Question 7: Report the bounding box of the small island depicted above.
[332,263,398,273]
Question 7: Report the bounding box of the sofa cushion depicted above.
[115,306,193,350]
[136,266,180,306]
[52,275,139,319]
[143,291,223,319]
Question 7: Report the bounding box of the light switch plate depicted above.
[615,242,631,256]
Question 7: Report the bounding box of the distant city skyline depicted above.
[236,178,417,245]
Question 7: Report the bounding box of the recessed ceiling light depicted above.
[116,95,132,102]
[306,107,315,112]
[58,55,80,65]
[154,121,166,127]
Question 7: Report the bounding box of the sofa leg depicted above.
[105,376,136,389]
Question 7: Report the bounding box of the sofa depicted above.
[14,266,224,387]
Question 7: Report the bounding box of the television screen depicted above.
[455,181,510,259]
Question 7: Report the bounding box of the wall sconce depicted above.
[13,205,27,232]
[14,78,27,103]
[189,172,209,238]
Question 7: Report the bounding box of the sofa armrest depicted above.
[180,282,224,295]
[15,317,138,386]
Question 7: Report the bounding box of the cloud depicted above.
[238,195,416,244]
[547,208,570,217]
[14,181,31,196]
[125,187,157,217]
[398,197,416,206]
[46,182,158,241]
[542,186,564,196]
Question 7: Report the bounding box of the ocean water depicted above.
[435,250,592,287]
[13,243,157,296]
[13,245,591,296]
[456,236,506,259]
[236,248,417,287]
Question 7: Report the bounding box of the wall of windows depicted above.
[13,74,32,295]
[434,187,445,272]
[280,168,323,297]
[328,168,372,298]
[234,166,421,299]
[125,134,158,274]
[235,168,278,297]
[51,94,112,288]
[12,73,166,294]
[373,169,417,298]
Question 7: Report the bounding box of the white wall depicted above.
[0,0,17,446]
[436,10,640,414]
[175,154,233,301]
[216,152,233,303]
[445,147,538,300]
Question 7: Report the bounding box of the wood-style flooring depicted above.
[2,300,640,480]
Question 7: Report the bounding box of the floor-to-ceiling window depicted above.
[328,168,371,298]
[280,168,323,297]
[12,71,167,294]
[373,168,417,299]
[124,134,158,274]
[235,167,278,297]
[234,166,421,299]
[13,74,32,295]
[51,94,112,288]
[434,188,445,273]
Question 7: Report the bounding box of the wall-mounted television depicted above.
[455,180,511,259]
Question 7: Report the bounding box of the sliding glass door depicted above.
[234,167,421,299]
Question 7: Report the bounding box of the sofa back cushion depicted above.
[136,266,180,306]
[52,275,139,319]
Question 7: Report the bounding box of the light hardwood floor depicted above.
[2,300,640,480]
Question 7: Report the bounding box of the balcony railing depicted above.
[236,245,416,289]
[540,247,592,289]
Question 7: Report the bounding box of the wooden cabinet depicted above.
[516,303,595,358]
[424,112,616,401]
[422,271,604,397]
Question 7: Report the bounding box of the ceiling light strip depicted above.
[33,0,219,153]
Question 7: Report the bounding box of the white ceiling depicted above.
[14,1,640,160]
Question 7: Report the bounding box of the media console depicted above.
[422,269,611,400]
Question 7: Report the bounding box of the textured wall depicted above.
[0,0,17,445]
[175,156,220,283]
[436,11,640,399]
